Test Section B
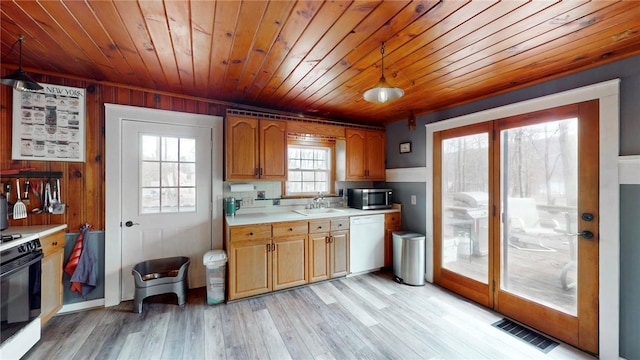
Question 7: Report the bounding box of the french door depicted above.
[433,101,599,353]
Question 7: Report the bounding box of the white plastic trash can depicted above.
[203,250,227,304]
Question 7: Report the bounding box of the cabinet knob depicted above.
[249,232,254,236]
[289,228,293,231]
[318,226,322,229]
[52,241,57,246]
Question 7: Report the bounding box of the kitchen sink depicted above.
[292,208,345,216]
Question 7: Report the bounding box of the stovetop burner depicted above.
[0,233,22,244]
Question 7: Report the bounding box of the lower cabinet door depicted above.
[309,232,330,283]
[41,247,64,325]
[330,230,349,278]
[273,235,308,291]
[228,239,272,300]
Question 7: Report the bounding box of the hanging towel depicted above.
[64,224,98,298]
[64,226,85,277]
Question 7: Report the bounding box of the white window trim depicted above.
[425,79,620,359]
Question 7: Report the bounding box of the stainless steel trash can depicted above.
[392,231,425,286]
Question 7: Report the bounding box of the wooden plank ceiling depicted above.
[1,0,640,125]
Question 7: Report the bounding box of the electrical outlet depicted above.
[257,190,266,199]
[272,199,280,206]
[411,195,417,205]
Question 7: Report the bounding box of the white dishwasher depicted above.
[349,214,385,274]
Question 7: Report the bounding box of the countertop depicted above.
[225,207,400,226]
[0,224,68,252]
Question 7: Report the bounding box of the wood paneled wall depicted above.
[0,69,228,232]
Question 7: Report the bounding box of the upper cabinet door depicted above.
[259,120,287,180]
[366,130,386,180]
[226,116,259,180]
[345,128,386,181]
[345,129,367,180]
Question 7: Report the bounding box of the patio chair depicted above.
[507,197,565,252]
[508,198,578,290]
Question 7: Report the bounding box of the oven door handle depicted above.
[0,251,43,279]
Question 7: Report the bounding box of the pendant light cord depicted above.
[380,42,385,80]
[1,35,24,65]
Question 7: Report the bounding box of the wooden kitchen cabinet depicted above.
[272,221,308,291]
[227,221,308,300]
[225,115,286,180]
[40,230,65,326]
[227,224,272,301]
[345,129,386,181]
[308,217,349,283]
[384,212,402,268]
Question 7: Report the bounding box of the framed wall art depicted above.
[399,141,412,154]
[11,83,86,162]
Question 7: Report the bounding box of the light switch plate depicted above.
[411,195,417,205]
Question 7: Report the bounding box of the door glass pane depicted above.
[441,133,489,283]
[500,118,578,316]
[140,134,197,214]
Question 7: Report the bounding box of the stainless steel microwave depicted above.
[347,188,393,210]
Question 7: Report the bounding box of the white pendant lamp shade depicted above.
[363,76,404,103]
[363,42,403,104]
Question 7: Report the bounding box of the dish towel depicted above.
[64,224,97,298]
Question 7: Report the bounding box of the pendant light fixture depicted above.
[0,35,43,92]
[363,42,403,104]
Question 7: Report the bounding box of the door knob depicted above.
[124,221,139,227]
[569,230,594,239]
[581,213,594,221]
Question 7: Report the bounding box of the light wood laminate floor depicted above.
[25,272,594,360]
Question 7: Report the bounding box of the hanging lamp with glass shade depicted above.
[0,35,43,92]
[363,42,403,104]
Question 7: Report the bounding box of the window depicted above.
[286,139,334,195]
[140,135,196,214]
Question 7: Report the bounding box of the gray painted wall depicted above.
[385,54,640,359]
[620,185,640,358]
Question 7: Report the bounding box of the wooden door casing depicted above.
[493,101,600,353]
[433,101,600,353]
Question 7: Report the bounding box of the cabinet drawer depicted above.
[385,212,401,227]
[40,230,65,256]
[331,217,350,231]
[272,221,308,237]
[229,224,272,241]
[309,219,331,234]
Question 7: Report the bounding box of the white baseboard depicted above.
[58,298,105,314]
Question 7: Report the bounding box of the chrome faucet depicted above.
[310,192,326,209]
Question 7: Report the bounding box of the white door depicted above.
[120,120,212,301]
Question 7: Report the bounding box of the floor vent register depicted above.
[491,318,559,353]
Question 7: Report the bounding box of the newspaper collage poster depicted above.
[11,83,86,162]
